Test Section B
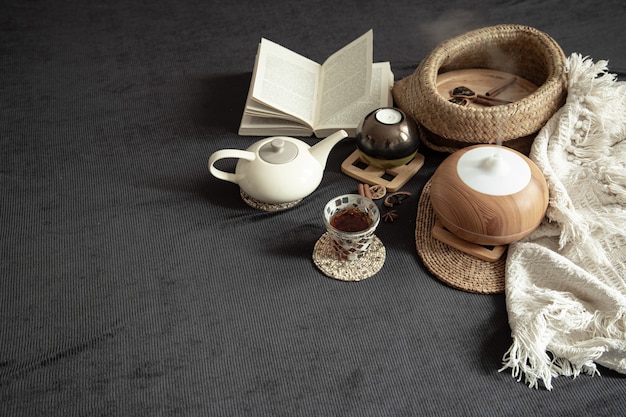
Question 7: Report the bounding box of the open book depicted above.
[238,30,394,138]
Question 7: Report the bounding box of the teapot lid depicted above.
[259,138,298,164]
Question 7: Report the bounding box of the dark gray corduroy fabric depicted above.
[1,0,625,415]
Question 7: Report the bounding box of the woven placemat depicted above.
[313,232,385,281]
[415,179,505,294]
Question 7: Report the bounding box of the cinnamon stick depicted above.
[485,76,516,97]
[358,183,372,199]
[363,184,372,199]
[474,94,512,106]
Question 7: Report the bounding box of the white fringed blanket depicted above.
[500,54,626,390]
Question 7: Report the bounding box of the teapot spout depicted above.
[309,129,348,168]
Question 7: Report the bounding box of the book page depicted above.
[243,99,308,125]
[315,62,393,138]
[250,38,321,127]
[316,30,373,125]
[238,112,314,137]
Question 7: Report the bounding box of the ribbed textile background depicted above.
[1,0,625,415]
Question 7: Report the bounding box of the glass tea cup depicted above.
[323,194,380,261]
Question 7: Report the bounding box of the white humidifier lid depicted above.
[456,146,531,196]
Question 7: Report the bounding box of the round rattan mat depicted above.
[416,179,505,294]
[313,232,385,281]
[240,190,301,211]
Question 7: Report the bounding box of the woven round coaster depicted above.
[416,180,505,294]
[240,190,301,211]
[313,232,385,281]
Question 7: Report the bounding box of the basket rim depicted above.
[421,24,566,114]
[392,24,568,148]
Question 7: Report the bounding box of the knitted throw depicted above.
[500,54,626,390]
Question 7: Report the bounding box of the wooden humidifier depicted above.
[429,144,548,261]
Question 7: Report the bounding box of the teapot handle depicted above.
[208,149,256,184]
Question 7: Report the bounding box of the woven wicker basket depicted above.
[393,24,567,154]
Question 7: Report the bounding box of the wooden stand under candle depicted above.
[429,145,548,258]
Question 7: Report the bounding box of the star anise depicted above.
[382,210,398,222]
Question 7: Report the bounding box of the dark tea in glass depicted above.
[330,208,371,232]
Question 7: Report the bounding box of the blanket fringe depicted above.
[500,339,599,391]
[500,305,626,390]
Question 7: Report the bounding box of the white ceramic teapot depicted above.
[208,130,348,207]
